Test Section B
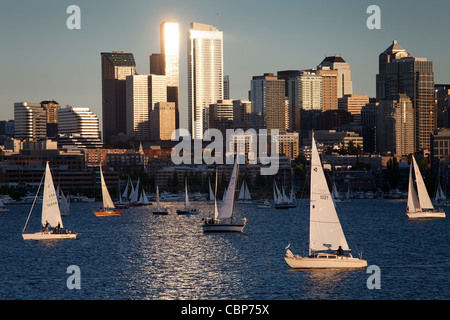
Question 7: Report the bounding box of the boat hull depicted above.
[153,211,168,215]
[202,223,246,233]
[177,210,199,215]
[407,210,446,219]
[285,255,367,269]
[94,210,122,216]
[22,232,77,240]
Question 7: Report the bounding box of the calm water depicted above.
[1,198,450,300]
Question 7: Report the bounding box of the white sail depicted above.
[412,157,434,210]
[156,185,161,211]
[435,181,446,202]
[309,134,349,253]
[238,181,246,200]
[100,165,115,210]
[59,187,70,216]
[331,182,340,200]
[244,181,252,200]
[214,170,219,220]
[130,178,140,203]
[289,187,295,203]
[217,161,238,220]
[209,179,215,201]
[141,189,149,204]
[42,162,63,228]
[184,179,190,210]
[407,163,420,212]
[122,177,130,200]
[273,181,278,202]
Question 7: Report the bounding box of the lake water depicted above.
[1,198,450,300]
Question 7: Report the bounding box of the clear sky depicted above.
[1,0,449,130]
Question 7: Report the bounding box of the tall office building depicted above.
[150,102,176,141]
[287,71,322,131]
[376,94,415,155]
[376,40,435,151]
[14,102,47,140]
[338,94,369,122]
[188,22,224,139]
[101,51,136,144]
[126,74,167,140]
[318,56,353,99]
[250,73,287,132]
[315,67,338,111]
[41,100,60,138]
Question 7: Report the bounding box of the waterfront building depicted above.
[14,102,46,140]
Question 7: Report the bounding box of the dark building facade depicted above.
[101,52,136,145]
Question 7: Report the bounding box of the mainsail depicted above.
[412,157,434,210]
[217,160,238,220]
[100,165,115,210]
[42,162,63,228]
[309,135,349,253]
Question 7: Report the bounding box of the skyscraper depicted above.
[188,22,223,139]
[41,100,60,138]
[101,51,136,144]
[377,40,435,151]
[318,56,353,99]
[250,73,287,132]
[150,21,180,129]
[126,74,167,140]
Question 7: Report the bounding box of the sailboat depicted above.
[140,189,152,206]
[206,178,216,204]
[236,180,252,204]
[57,185,70,216]
[274,181,296,209]
[153,185,168,215]
[94,165,122,216]
[203,161,247,233]
[406,157,445,219]
[177,178,199,215]
[284,134,367,269]
[22,162,78,240]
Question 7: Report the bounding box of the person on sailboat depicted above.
[335,246,344,257]
[43,221,49,233]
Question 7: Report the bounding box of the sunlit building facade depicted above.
[188,22,224,139]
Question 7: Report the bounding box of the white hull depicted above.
[236,200,252,204]
[407,210,446,219]
[203,223,246,233]
[285,254,367,269]
[22,232,77,240]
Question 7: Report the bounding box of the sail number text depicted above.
[320,194,329,200]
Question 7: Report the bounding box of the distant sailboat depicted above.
[94,165,122,216]
[236,180,252,204]
[406,157,445,219]
[206,178,215,204]
[153,185,168,215]
[273,181,296,209]
[22,162,78,240]
[284,134,367,269]
[177,178,199,215]
[140,189,151,206]
[58,186,70,216]
[203,161,247,233]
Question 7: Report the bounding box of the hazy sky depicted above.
[1,0,449,130]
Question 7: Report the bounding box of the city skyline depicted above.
[1,0,450,132]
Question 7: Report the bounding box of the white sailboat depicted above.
[22,162,77,240]
[57,185,70,216]
[177,178,199,215]
[274,181,296,209]
[153,185,168,215]
[140,189,151,206]
[94,165,122,216]
[203,161,247,233]
[284,134,367,269]
[236,180,252,204]
[406,157,445,219]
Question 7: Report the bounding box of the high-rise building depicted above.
[250,73,287,132]
[288,71,322,131]
[338,94,369,122]
[101,51,136,144]
[223,75,230,100]
[188,22,224,139]
[126,74,167,140]
[14,102,46,140]
[41,100,60,138]
[57,106,102,149]
[376,40,435,151]
[318,56,353,99]
[315,67,338,111]
[376,94,415,155]
[150,102,176,141]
